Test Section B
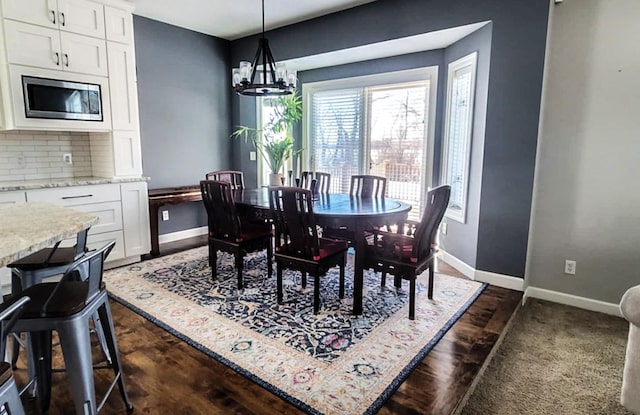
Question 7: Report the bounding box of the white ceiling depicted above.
[128,0,378,40]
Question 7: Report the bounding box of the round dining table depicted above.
[233,188,412,315]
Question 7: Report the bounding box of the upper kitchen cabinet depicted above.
[4,20,107,76]
[2,0,105,38]
[104,5,132,44]
[0,0,137,135]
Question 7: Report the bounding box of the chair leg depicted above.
[381,271,386,288]
[409,277,416,320]
[277,263,283,304]
[208,241,214,268]
[236,253,244,290]
[0,376,25,415]
[428,261,434,300]
[394,275,402,288]
[97,300,133,412]
[30,330,52,414]
[313,273,320,315]
[339,260,345,299]
[267,242,273,278]
[211,248,218,280]
[301,272,307,289]
[91,312,112,364]
[58,318,98,415]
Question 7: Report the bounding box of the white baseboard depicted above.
[524,286,622,317]
[439,250,475,279]
[158,226,208,244]
[439,250,524,291]
[475,270,524,291]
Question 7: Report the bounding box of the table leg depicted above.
[352,221,365,315]
[149,201,160,257]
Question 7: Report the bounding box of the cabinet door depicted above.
[60,31,107,76]
[120,182,151,257]
[104,6,133,44]
[56,0,105,39]
[2,0,58,29]
[112,130,142,176]
[4,20,61,70]
[0,191,26,204]
[107,42,139,130]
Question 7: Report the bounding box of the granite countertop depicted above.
[0,202,99,267]
[0,176,150,192]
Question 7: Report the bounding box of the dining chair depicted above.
[350,175,387,198]
[205,170,245,190]
[0,296,29,415]
[200,180,273,289]
[268,186,349,314]
[300,172,331,193]
[363,185,450,319]
[8,240,133,414]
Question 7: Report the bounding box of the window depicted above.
[304,68,438,219]
[442,52,477,223]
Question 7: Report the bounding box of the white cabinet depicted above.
[107,41,138,129]
[21,181,150,263]
[1,0,58,29]
[60,30,107,76]
[0,191,25,204]
[4,19,107,76]
[4,20,61,70]
[104,6,132,44]
[2,0,105,39]
[112,130,142,176]
[120,181,150,257]
[56,0,105,38]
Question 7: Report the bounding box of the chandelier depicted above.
[231,0,296,96]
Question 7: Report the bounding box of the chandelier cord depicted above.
[261,0,265,39]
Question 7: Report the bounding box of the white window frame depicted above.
[302,67,439,192]
[442,52,477,223]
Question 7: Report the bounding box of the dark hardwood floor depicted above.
[17,236,522,414]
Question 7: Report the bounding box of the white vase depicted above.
[268,173,284,186]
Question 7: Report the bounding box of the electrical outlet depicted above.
[250,151,257,161]
[17,155,26,168]
[63,153,73,165]
[161,210,169,221]
[441,222,448,235]
[564,260,576,275]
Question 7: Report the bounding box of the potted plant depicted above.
[232,95,303,185]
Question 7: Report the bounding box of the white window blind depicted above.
[442,52,477,223]
[310,88,363,193]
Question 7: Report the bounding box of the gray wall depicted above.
[230,0,549,277]
[134,16,231,234]
[439,23,492,268]
[527,0,640,303]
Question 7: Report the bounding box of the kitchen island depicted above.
[0,202,98,267]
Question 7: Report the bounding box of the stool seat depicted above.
[8,247,79,271]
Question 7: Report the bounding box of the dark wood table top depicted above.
[232,188,412,218]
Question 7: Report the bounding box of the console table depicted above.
[148,185,202,256]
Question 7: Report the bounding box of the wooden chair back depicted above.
[412,185,451,261]
[268,187,320,260]
[200,180,242,242]
[300,171,331,193]
[350,175,387,198]
[205,170,245,190]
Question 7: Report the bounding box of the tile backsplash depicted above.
[0,130,93,182]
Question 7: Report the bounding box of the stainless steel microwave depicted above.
[22,76,103,121]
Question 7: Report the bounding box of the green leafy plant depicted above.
[232,95,303,175]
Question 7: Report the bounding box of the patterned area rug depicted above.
[105,247,485,414]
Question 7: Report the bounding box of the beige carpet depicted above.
[462,298,632,415]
